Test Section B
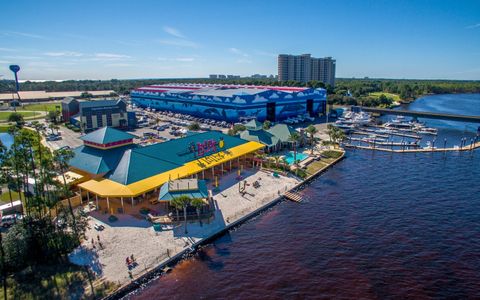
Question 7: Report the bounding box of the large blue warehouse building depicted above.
[130,84,327,122]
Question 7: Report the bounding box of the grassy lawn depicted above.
[0,189,23,204]
[0,111,42,122]
[368,92,401,102]
[19,102,62,112]
[306,160,328,175]
[0,124,12,132]
[305,151,344,175]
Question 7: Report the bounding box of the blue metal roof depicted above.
[79,99,123,108]
[70,131,249,184]
[80,127,137,144]
[70,144,136,175]
[107,149,181,185]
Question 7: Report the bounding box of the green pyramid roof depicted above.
[244,119,263,130]
[267,124,296,143]
[80,127,137,145]
[239,129,279,147]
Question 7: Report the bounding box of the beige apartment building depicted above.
[278,54,336,87]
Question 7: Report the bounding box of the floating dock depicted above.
[345,141,480,153]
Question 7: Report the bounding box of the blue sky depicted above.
[0,0,479,81]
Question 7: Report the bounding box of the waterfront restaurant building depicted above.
[68,127,264,212]
[130,83,327,122]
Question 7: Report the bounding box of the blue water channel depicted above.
[129,93,480,299]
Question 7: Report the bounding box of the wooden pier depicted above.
[284,191,303,202]
[353,131,389,138]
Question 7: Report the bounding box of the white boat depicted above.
[384,122,414,129]
[334,123,357,130]
[416,128,438,135]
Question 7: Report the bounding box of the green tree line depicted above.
[1,77,479,107]
[0,124,90,298]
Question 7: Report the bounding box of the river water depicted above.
[129,94,480,299]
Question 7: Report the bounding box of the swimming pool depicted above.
[284,151,309,165]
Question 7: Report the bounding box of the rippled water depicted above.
[129,94,480,299]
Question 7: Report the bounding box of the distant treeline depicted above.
[0,78,317,94]
[1,78,479,106]
[331,78,480,107]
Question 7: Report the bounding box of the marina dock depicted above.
[345,141,480,153]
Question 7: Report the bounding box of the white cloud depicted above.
[254,50,276,57]
[0,48,16,52]
[163,26,185,38]
[466,23,480,29]
[1,31,47,39]
[175,57,195,62]
[44,51,84,57]
[95,53,131,59]
[229,47,249,57]
[105,63,133,67]
[252,95,268,103]
[0,60,9,64]
[157,57,196,62]
[269,93,279,99]
[3,55,41,60]
[157,39,199,48]
[236,58,252,64]
[232,96,246,104]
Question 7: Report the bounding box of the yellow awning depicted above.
[78,141,265,197]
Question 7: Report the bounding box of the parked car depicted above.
[1,214,22,227]
[46,134,62,141]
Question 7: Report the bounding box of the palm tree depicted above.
[0,143,15,220]
[254,153,266,169]
[305,125,318,155]
[155,116,161,135]
[170,198,181,223]
[288,132,301,167]
[190,198,204,226]
[172,195,192,234]
[48,123,56,135]
[327,124,335,143]
[272,155,281,169]
[53,148,77,237]
[280,157,288,171]
[263,120,271,130]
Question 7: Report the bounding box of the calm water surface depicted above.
[0,132,14,149]
[129,94,480,299]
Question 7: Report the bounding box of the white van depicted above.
[1,214,22,227]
